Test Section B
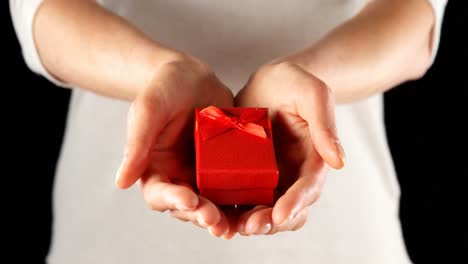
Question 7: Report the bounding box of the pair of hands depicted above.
[115,54,345,239]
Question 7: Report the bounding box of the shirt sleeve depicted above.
[426,0,448,65]
[10,0,69,87]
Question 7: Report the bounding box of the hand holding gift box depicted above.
[113,55,346,237]
[195,106,279,205]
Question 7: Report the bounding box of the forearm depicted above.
[34,0,181,100]
[290,0,435,104]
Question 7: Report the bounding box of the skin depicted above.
[33,0,435,238]
[234,0,435,236]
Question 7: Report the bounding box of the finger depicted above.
[289,207,309,231]
[242,206,309,235]
[116,92,169,189]
[221,206,243,240]
[272,151,327,226]
[296,70,345,169]
[208,210,230,238]
[168,196,221,228]
[140,172,199,212]
[269,206,309,234]
[237,205,269,235]
[243,207,273,235]
[240,206,306,235]
[169,209,191,222]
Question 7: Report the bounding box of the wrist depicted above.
[270,50,337,94]
[288,46,333,82]
[139,49,229,105]
[130,47,199,101]
[283,47,349,103]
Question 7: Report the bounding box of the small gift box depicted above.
[195,106,279,205]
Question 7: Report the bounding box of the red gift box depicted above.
[195,106,279,205]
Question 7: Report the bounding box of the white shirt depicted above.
[11,1,447,263]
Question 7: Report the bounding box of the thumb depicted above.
[116,92,168,189]
[297,77,345,170]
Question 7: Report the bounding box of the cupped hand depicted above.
[115,54,234,237]
[234,61,345,235]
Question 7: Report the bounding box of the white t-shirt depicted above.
[11,0,447,263]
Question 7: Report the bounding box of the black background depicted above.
[384,1,467,262]
[3,1,467,263]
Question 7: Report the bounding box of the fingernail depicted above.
[115,155,128,188]
[208,227,219,237]
[261,223,272,235]
[198,217,208,227]
[221,227,230,237]
[208,226,228,238]
[335,139,346,167]
[222,233,235,240]
[221,227,235,240]
[115,163,124,188]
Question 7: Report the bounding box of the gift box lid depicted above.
[195,107,279,190]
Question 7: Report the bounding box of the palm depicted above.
[233,62,341,235]
[143,111,196,189]
[272,108,324,201]
[228,107,327,235]
[138,88,234,220]
[117,58,235,236]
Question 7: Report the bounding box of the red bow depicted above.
[198,106,267,141]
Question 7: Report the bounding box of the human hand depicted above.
[115,54,234,237]
[234,61,345,235]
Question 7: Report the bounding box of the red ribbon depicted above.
[198,106,267,141]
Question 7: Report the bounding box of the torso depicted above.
[48,1,411,263]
